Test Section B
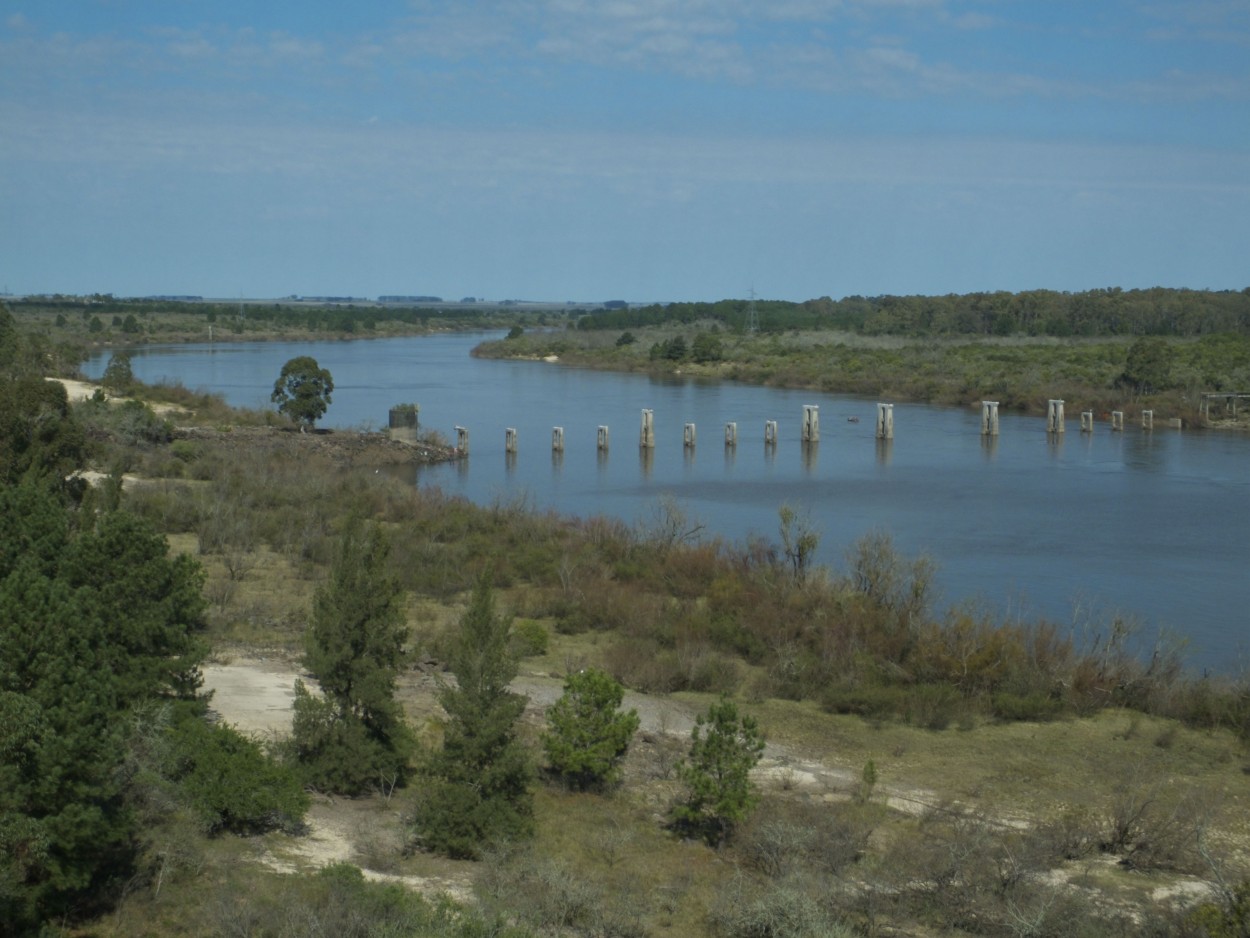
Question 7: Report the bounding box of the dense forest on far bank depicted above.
[4,294,552,348]
[573,287,1250,339]
[476,287,1250,423]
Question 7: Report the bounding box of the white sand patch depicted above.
[46,376,184,415]
[202,658,305,738]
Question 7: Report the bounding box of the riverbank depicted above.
[6,294,530,364]
[105,402,1250,937]
[30,365,1249,937]
[475,327,1250,427]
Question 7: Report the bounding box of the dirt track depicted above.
[202,657,305,738]
[202,657,886,810]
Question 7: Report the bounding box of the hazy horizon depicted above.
[3,3,1248,302]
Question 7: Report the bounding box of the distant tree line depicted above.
[10,296,546,336]
[577,287,1250,338]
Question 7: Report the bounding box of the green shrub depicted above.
[169,439,199,462]
[167,715,308,835]
[510,618,549,657]
[991,691,1063,722]
[208,861,533,937]
[820,684,903,720]
[542,668,639,790]
[904,683,964,730]
[672,697,766,845]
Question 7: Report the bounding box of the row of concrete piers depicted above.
[486,404,899,456]
[395,402,1165,456]
[1029,400,1154,436]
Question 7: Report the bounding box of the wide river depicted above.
[85,332,1249,673]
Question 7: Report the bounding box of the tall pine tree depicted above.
[0,482,208,930]
[291,517,413,794]
[413,575,532,859]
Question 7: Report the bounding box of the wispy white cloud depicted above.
[4,2,1246,117]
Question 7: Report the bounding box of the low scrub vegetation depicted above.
[6,298,1250,937]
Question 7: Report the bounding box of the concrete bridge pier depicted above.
[981,401,999,436]
[802,405,820,442]
[1046,400,1065,434]
[876,403,894,440]
[640,409,655,448]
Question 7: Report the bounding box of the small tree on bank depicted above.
[542,668,639,791]
[672,697,765,846]
[271,355,333,432]
[413,575,532,859]
[100,352,135,394]
[291,518,413,795]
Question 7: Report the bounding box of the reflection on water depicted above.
[801,441,819,473]
[1123,431,1165,472]
[875,438,893,466]
[84,334,1250,672]
[639,447,654,478]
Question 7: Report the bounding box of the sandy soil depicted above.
[202,657,920,809]
[201,657,478,897]
[198,655,1219,915]
[202,656,306,739]
[46,376,184,415]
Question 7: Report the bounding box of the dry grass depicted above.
[89,421,1250,937]
[753,697,1248,830]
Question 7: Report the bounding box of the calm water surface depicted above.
[85,333,1250,672]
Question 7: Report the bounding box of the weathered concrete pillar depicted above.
[1046,400,1065,433]
[551,427,564,452]
[505,427,517,453]
[724,422,737,447]
[802,404,820,442]
[1111,411,1124,431]
[455,426,469,454]
[764,420,778,445]
[684,423,696,448]
[388,404,419,443]
[1142,409,1154,430]
[981,401,999,436]
[640,409,655,448]
[1080,411,1094,433]
[876,403,894,440]
[597,425,610,451]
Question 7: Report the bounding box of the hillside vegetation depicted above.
[4,297,1250,937]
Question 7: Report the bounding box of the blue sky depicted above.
[2,1,1247,302]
